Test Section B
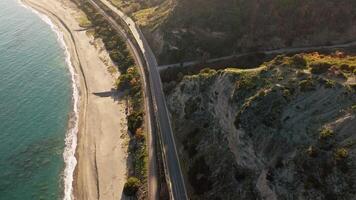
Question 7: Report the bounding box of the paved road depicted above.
[88,0,188,199]
[158,41,356,71]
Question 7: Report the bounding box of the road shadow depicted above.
[92,88,126,102]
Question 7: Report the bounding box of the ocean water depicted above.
[0,0,74,199]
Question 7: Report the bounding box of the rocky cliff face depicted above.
[166,53,356,199]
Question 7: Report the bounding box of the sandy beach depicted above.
[22,0,128,199]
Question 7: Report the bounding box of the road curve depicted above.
[88,0,188,199]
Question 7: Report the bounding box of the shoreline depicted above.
[20,0,128,199]
[20,1,84,199]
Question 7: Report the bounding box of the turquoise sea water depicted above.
[0,0,72,199]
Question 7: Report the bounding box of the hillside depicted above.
[165,52,356,199]
[109,0,356,65]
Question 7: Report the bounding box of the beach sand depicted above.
[22,0,128,199]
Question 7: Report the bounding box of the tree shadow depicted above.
[120,193,130,200]
[92,88,126,102]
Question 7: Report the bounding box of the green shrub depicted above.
[109,49,123,63]
[352,104,356,112]
[299,79,315,92]
[324,79,336,89]
[127,111,144,134]
[105,40,118,50]
[116,73,131,90]
[319,128,334,140]
[310,62,332,74]
[283,89,291,98]
[123,177,141,196]
[237,75,257,91]
[335,148,348,161]
[291,54,307,69]
[258,90,266,97]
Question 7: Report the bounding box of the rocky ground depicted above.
[165,52,356,199]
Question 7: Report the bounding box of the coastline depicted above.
[20,1,83,199]
[20,0,128,199]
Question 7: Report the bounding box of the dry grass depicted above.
[304,52,356,71]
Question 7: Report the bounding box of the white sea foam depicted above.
[19,1,79,200]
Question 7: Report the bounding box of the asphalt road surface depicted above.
[88,0,189,199]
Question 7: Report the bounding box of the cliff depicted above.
[165,52,356,199]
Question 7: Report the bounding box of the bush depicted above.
[324,79,336,89]
[116,73,131,90]
[123,177,141,196]
[319,128,334,140]
[237,75,257,91]
[135,128,145,141]
[109,49,124,63]
[283,89,291,98]
[335,148,348,161]
[258,90,266,97]
[291,54,307,69]
[310,62,332,74]
[299,79,315,92]
[105,40,118,51]
[352,104,356,112]
[127,111,144,134]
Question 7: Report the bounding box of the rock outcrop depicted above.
[166,53,356,199]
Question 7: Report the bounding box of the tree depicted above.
[127,111,144,134]
[123,177,141,196]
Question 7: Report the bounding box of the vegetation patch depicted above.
[352,104,356,112]
[165,52,356,199]
[319,128,334,140]
[127,111,144,134]
[323,79,336,89]
[299,79,316,92]
[123,177,141,196]
[196,68,218,80]
[77,15,91,27]
[309,62,332,74]
[109,0,173,30]
[334,148,349,161]
[75,1,135,75]
[70,0,148,197]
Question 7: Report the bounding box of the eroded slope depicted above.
[166,53,356,199]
